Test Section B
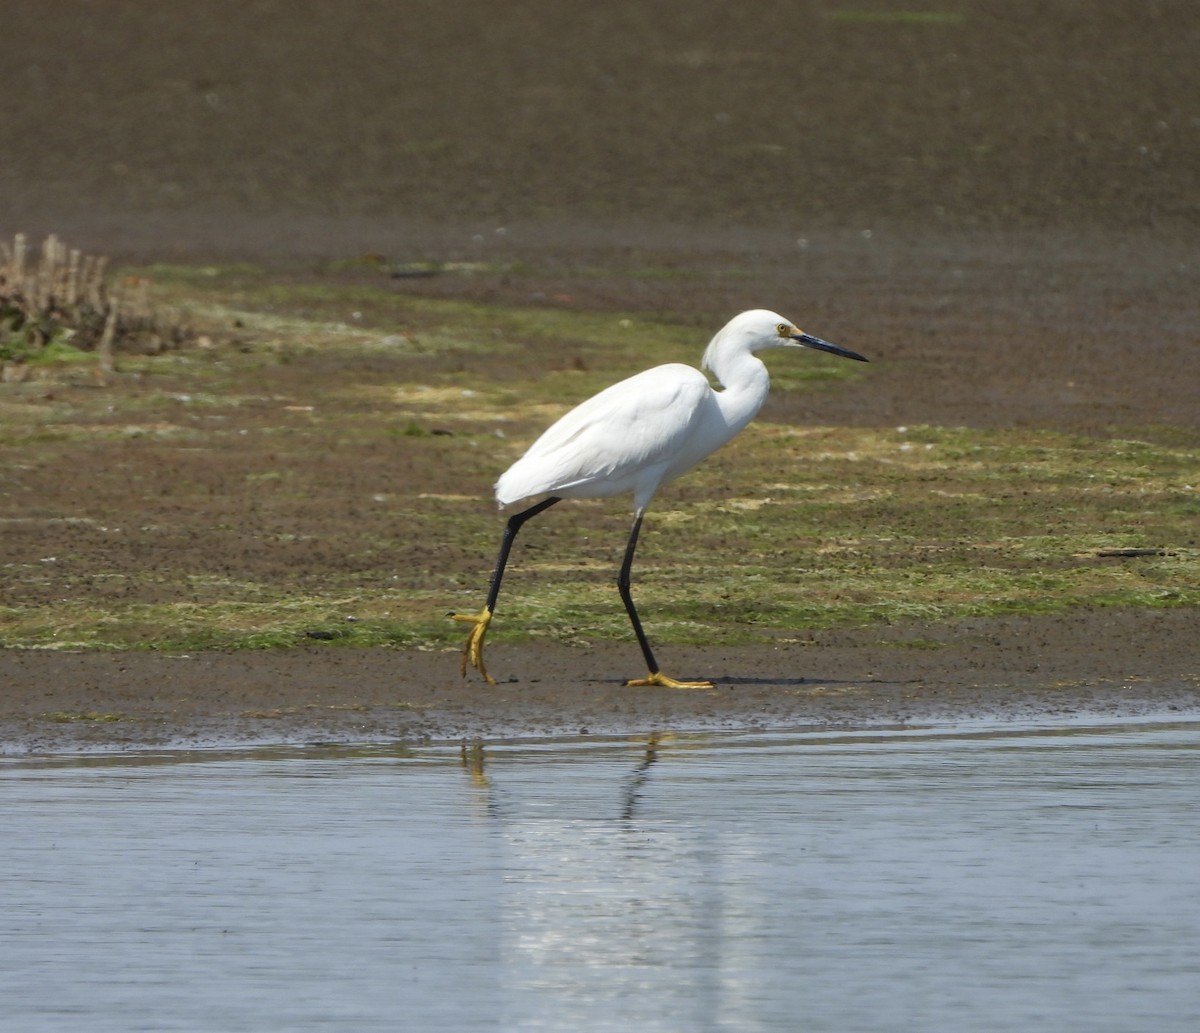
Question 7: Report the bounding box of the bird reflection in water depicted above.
[458,732,674,821]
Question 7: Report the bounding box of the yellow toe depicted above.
[450,608,496,684]
[625,671,715,690]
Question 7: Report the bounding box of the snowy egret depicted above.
[451,309,868,687]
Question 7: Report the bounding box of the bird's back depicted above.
[495,363,721,508]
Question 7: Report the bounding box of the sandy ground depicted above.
[2,2,1197,750]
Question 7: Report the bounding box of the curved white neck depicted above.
[709,350,771,437]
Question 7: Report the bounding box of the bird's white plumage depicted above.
[495,363,716,509]
[495,309,805,512]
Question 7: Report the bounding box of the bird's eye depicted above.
[776,323,791,337]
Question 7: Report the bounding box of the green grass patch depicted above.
[0,265,1196,652]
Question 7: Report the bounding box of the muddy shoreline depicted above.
[2,3,1197,751]
[2,609,1195,753]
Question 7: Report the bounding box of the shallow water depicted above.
[5,715,1199,1032]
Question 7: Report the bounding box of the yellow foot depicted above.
[625,671,715,690]
[449,608,496,684]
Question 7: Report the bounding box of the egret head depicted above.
[703,309,868,373]
[770,315,868,363]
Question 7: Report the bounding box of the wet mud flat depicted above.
[1,609,1196,753]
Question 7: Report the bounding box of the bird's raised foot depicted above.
[625,671,716,690]
[449,607,496,685]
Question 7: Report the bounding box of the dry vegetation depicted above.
[0,233,194,380]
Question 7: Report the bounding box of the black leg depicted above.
[452,495,560,683]
[619,508,715,690]
[485,495,561,612]
[617,509,661,676]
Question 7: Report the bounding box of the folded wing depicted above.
[495,363,716,506]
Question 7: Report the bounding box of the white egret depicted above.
[451,309,868,687]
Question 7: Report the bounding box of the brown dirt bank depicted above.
[5,2,1199,239]
[2,3,1198,752]
[3,609,1197,753]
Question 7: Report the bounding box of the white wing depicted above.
[495,363,719,507]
